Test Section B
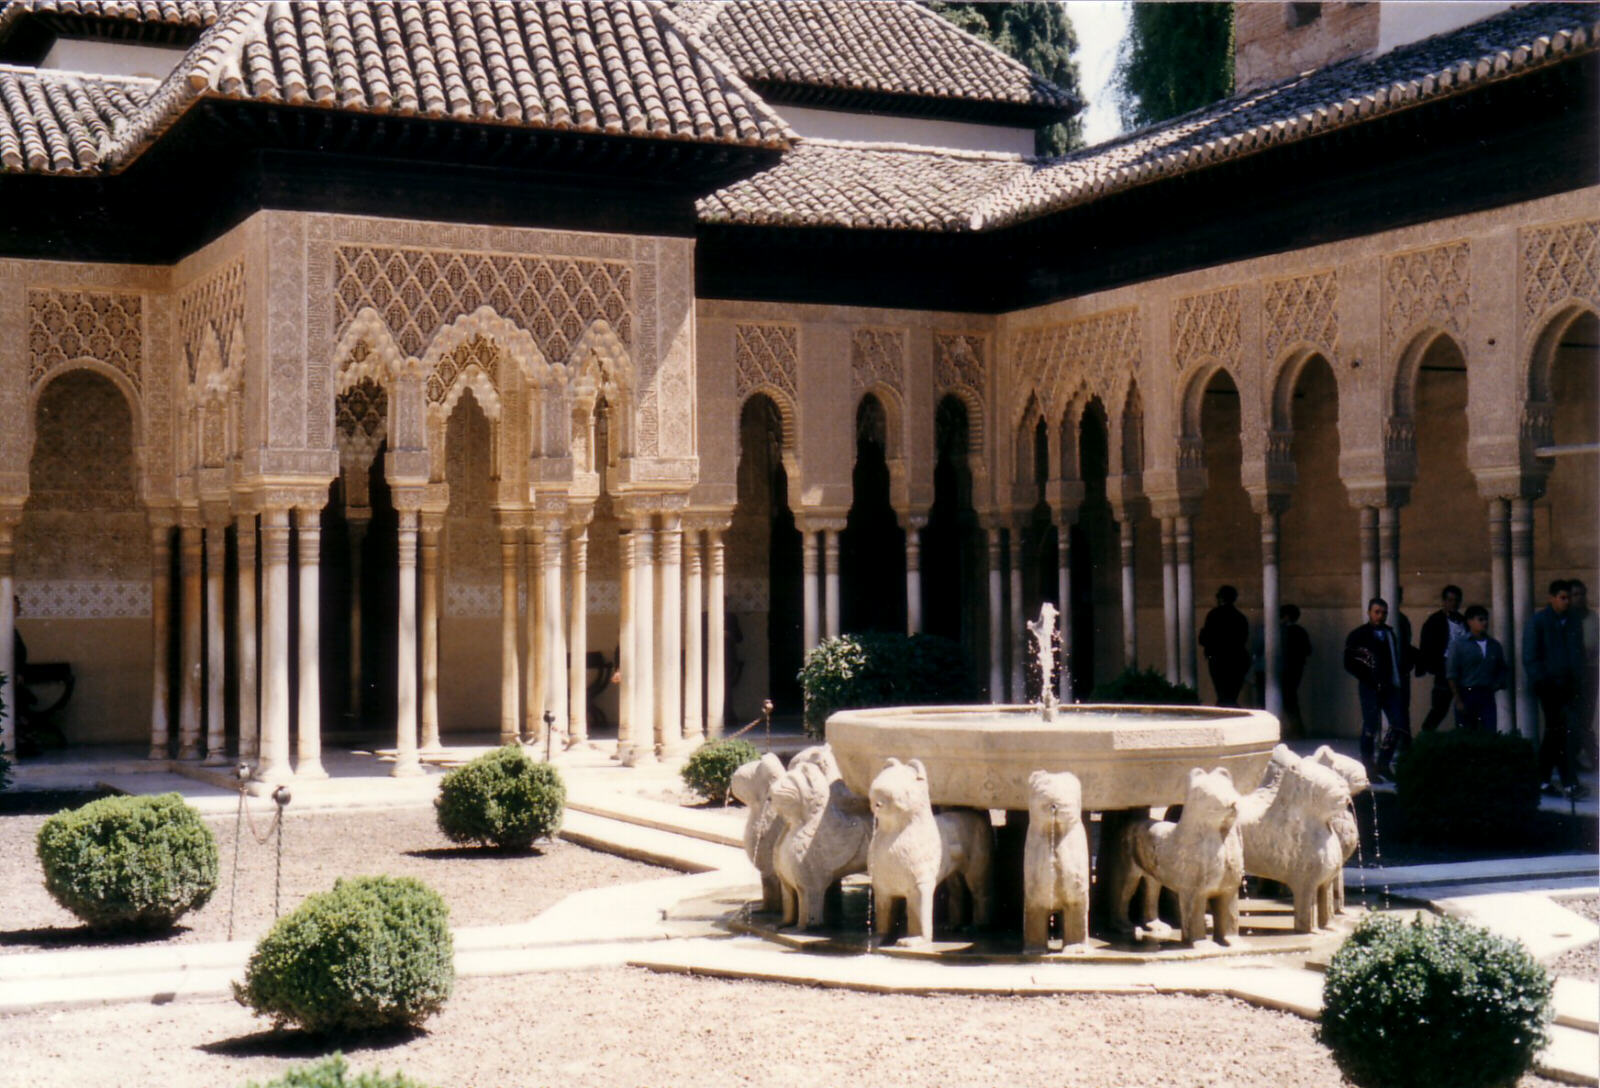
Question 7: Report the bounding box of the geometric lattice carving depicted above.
[1011,308,1140,421]
[336,377,387,467]
[851,328,905,395]
[427,334,500,405]
[176,259,245,382]
[1521,220,1599,330]
[16,581,151,619]
[734,322,798,400]
[934,332,986,397]
[27,289,143,391]
[1383,241,1469,354]
[1264,271,1338,362]
[1173,287,1242,373]
[333,246,632,364]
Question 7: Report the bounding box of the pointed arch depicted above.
[1269,344,1339,433]
[1180,363,1238,441]
[418,305,551,390]
[1391,326,1464,421]
[1527,301,1599,404]
[334,307,406,393]
[937,385,986,461]
[566,318,632,390]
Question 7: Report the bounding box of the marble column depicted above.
[177,519,204,760]
[295,506,327,779]
[1377,505,1400,615]
[616,526,636,759]
[392,510,422,776]
[1260,507,1283,717]
[633,520,656,760]
[987,526,1004,700]
[823,527,841,640]
[656,516,682,755]
[345,517,367,719]
[543,518,568,746]
[1176,515,1197,690]
[568,526,589,747]
[1118,519,1137,670]
[904,518,924,636]
[1057,518,1074,700]
[147,521,173,760]
[1161,517,1179,685]
[417,517,442,752]
[255,509,292,783]
[1510,496,1536,739]
[801,529,820,651]
[682,526,704,746]
[202,518,229,766]
[498,519,522,746]
[526,529,547,742]
[0,517,17,759]
[1358,506,1379,608]
[235,513,258,763]
[1009,526,1025,701]
[706,525,727,739]
[1488,498,1514,735]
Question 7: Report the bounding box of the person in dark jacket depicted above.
[1199,585,1250,707]
[1279,604,1312,736]
[1523,579,1589,799]
[1417,585,1466,732]
[1446,604,1508,733]
[1344,597,1410,782]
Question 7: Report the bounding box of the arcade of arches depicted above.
[0,192,1595,776]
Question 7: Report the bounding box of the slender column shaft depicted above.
[295,507,326,779]
[706,528,727,739]
[656,518,682,754]
[544,520,568,743]
[1358,506,1379,607]
[823,529,841,640]
[393,511,422,776]
[202,522,229,765]
[345,519,367,719]
[235,514,258,762]
[682,528,704,745]
[905,524,922,635]
[419,523,442,751]
[177,522,204,760]
[1057,521,1073,699]
[1260,509,1282,717]
[498,522,522,746]
[147,523,173,759]
[255,510,292,782]
[987,527,1004,700]
[1161,517,1179,684]
[568,528,588,746]
[633,524,656,759]
[1377,505,1400,616]
[616,527,636,757]
[527,531,547,738]
[801,531,820,650]
[1488,499,1514,735]
[1176,515,1197,689]
[0,525,16,759]
[1510,497,1536,739]
[1119,520,1137,669]
[1009,527,1026,700]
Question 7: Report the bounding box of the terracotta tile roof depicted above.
[674,0,1078,116]
[0,0,221,40]
[0,62,152,172]
[697,137,1029,232]
[100,0,791,168]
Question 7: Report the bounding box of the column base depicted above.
[419,744,446,759]
[498,731,520,747]
[147,746,168,761]
[200,752,231,767]
[295,763,330,781]
[390,758,425,778]
[177,744,202,761]
[621,746,655,767]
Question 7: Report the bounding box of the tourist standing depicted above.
[1569,578,1598,771]
[1446,605,1508,733]
[1344,598,1410,782]
[1523,579,1588,799]
[1279,604,1312,736]
[1417,585,1466,732]
[1199,585,1250,707]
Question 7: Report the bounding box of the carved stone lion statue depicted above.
[866,757,993,944]
[1023,769,1089,951]
[1309,744,1368,912]
[769,760,871,930]
[1109,767,1244,945]
[730,753,787,913]
[1239,751,1350,933]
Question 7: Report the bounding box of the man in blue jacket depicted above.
[1344,598,1410,782]
[1523,579,1589,800]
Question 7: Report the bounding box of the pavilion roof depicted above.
[0,62,152,172]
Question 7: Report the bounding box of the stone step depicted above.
[1346,855,1599,890]
[565,792,744,849]
[1537,1023,1600,1086]
[559,808,748,874]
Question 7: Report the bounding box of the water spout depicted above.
[1029,602,1060,722]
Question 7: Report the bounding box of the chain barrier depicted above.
[226,765,292,940]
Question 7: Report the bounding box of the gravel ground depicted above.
[1548,896,1599,982]
[0,806,667,953]
[0,966,1573,1088]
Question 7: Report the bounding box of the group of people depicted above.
[1196,580,1597,799]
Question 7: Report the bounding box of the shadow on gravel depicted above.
[200,1024,427,1059]
[0,924,191,950]
[402,845,546,860]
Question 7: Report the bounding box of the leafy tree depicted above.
[928,2,1084,155]
[1116,2,1234,129]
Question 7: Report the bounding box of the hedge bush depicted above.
[244,1055,435,1088]
[798,632,975,736]
[1088,666,1200,706]
[681,738,761,804]
[1393,730,1540,844]
[435,745,564,851]
[1321,914,1552,1088]
[235,876,454,1035]
[36,792,218,931]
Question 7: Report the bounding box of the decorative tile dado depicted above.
[27,289,143,391]
[1383,241,1469,355]
[442,580,620,617]
[1172,287,1241,373]
[1263,271,1338,363]
[1520,219,1599,332]
[726,577,770,613]
[734,322,798,401]
[18,580,150,619]
[851,328,905,396]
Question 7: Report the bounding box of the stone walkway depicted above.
[3,739,1596,1085]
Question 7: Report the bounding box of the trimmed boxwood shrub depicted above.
[1088,666,1200,706]
[798,632,975,736]
[36,792,218,931]
[681,738,761,804]
[245,1054,435,1088]
[1321,914,1552,1088]
[435,745,564,851]
[1393,729,1540,844]
[235,876,454,1035]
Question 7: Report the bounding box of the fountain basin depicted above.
[827,704,1280,811]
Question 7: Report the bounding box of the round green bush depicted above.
[35,791,218,931]
[1321,914,1552,1088]
[1394,730,1540,844]
[681,738,761,804]
[244,1054,435,1088]
[1088,666,1200,705]
[235,876,454,1035]
[434,745,565,851]
[799,632,976,736]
